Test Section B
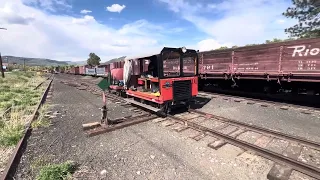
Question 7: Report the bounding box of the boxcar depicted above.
[105,64,110,76]
[74,67,80,75]
[79,66,86,75]
[85,68,96,76]
[70,67,75,74]
[95,67,106,76]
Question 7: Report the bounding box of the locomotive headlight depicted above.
[181,46,187,53]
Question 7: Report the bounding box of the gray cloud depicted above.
[1,14,35,25]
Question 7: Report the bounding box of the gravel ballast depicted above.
[198,95,320,143]
[10,74,315,179]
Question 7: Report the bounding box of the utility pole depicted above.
[0,53,4,78]
[24,58,26,72]
[0,27,7,78]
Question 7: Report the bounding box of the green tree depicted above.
[283,0,320,38]
[245,43,259,47]
[87,53,101,66]
[216,46,229,50]
[265,38,283,44]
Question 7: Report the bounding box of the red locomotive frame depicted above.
[121,47,199,115]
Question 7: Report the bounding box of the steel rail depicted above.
[190,109,320,150]
[34,74,53,90]
[0,76,54,180]
[168,114,320,180]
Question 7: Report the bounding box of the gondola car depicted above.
[123,47,199,116]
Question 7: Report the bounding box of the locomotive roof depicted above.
[124,52,159,61]
[124,47,197,61]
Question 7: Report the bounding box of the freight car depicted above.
[95,67,106,76]
[198,37,320,95]
[85,68,96,76]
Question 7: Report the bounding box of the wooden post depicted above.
[0,53,4,78]
[101,91,108,125]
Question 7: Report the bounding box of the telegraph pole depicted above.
[0,27,7,78]
[0,53,4,78]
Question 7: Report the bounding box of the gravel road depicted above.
[10,74,314,180]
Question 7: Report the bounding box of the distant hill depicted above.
[1,55,129,67]
[64,61,87,65]
[2,56,68,66]
[101,56,126,65]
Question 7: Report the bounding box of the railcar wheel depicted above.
[158,103,169,117]
[116,91,120,96]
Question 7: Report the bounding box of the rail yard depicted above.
[1,39,320,180]
[1,0,320,179]
[0,68,319,179]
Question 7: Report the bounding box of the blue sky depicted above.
[0,0,296,62]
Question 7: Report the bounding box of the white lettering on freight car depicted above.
[203,65,214,70]
[172,66,188,70]
[310,48,320,55]
[288,45,320,57]
[297,60,317,70]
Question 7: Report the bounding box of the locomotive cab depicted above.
[125,47,199,115]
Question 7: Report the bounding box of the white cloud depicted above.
[0,0,183,62]
[106,4,126,13]
[168,27,185,33]
[276,19,286,24]
[197,39,232,51]
[72,15,95,24]
[207,4,217,9]
[0,3,35,24]
[80,9,92,14]
[159,0,297,46]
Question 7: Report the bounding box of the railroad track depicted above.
[60,77,159,137]
[198,91,320,115]
[1,74,54,180]
[165,111,320,179]
[62,74,320,179]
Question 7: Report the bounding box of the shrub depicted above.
[36,161,76,180]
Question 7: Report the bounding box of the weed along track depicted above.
[0,74,54,180]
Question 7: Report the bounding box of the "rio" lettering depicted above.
[288,45,320,57]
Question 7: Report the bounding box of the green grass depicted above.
[0,71,45,147]
[0,122,24,146]
[36,161,76,180]
[0,72,44,111]
[0,107,28,146]
[32,104,51,129]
